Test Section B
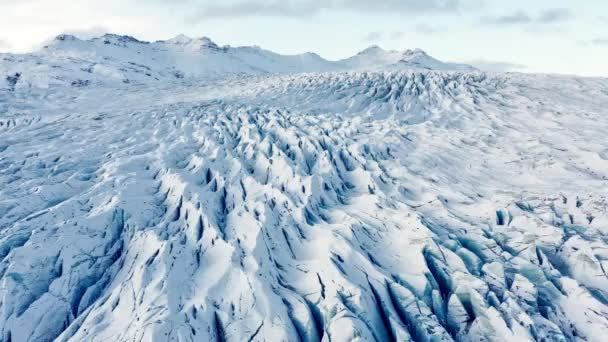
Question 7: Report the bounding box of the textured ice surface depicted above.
[1,36,608,341]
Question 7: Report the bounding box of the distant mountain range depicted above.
[1,33,475,90]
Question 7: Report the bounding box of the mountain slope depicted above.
[1,35,608,342]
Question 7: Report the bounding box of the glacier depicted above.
[1,34,608,341]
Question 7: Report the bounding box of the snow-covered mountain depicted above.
[0,33,475,90]
[339,46,475,71]
[1,33,608,342]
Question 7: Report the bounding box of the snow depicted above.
[0,33,608,341]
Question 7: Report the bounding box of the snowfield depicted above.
[1,34,608,341]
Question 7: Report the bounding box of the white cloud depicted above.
[362,31,383,43]
[480,8,573,26]
[414,23,447,34]
[579,38,608,47]
[193,0,462,19]
[0,38,11,51]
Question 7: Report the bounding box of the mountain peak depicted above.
[98,33,146,45]
[197,36,219,48]
[358,45,385,55]
[402,48,428,57]
[162,34,224,51]
[399,48,432,63]
[165,34,193,45]
[53,34,81,42]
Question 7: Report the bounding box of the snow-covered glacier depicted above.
[1,34,608,341]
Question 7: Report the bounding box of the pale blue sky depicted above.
[1,0,607,76]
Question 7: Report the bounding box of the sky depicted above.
[0,0,607,76]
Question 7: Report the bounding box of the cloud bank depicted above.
[480,8,573,26]
[193,0,462,19]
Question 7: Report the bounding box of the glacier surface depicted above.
[1,34,608,341]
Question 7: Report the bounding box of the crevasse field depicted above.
[1,34,608,341]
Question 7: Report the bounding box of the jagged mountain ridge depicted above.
[1,32,608,342]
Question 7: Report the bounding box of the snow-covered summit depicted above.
[162,34,196,45]
[160,34,226,52]
[47,33,147,48]
[357,44,386,54]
